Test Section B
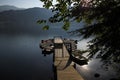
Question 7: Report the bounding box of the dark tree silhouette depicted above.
[38,0,120,64]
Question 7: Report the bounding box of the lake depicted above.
[0,34,118,80]
[0,34,55,80]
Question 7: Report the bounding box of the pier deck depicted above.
[54,37,84,80]
[57,66,84,80]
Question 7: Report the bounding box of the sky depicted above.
[0,0,44,8]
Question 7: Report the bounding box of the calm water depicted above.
[0,34,118,80]
[0,35,54,80]
[76,59,118,80]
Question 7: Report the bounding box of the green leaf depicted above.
[37,20,46,24]
[76,17,82,22]
[84,18,92,24]
[44,1,52,9]
[62,21,70,31]
[42,25,49,30]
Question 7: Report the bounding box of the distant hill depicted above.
[0,6,82,36]
[0,7,64,36]
[0,5,24,12]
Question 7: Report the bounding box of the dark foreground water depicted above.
[0,35,54,80]
[0,34,119,80]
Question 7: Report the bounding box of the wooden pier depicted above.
[53,37,84,80]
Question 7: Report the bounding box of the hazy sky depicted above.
[0,0,44,8]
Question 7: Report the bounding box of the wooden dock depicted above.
[53,37,84,80]
[57,66,84,80]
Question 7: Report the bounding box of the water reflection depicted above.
[0,34,119,80]
[76,59,118,80]
[76,41,119,80]
[0,35,53,80]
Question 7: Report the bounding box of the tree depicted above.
[38,0,120,64]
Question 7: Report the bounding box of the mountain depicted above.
[0,5,24,12]
[0,6,82,36]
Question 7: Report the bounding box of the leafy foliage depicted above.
[37,20,46,24]
[42,25,49,30]
[39,0,120,64]
[62,21,70,31]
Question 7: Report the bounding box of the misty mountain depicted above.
[0,5,24,12]
[0,6,82,36]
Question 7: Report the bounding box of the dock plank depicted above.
[54,37,84,80]
[54,37,63,43]
[57,66,84,80]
